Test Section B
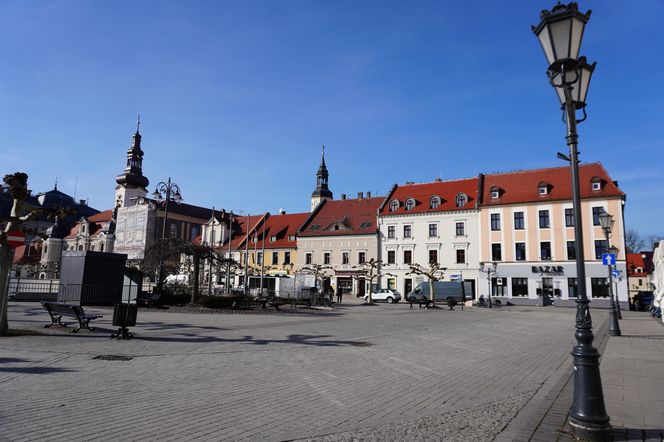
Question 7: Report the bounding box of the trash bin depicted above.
[111,302,137,340]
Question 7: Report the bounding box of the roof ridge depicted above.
[484,162,601,177]
[401,176,478,186]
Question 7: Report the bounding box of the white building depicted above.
[378,178,481,298]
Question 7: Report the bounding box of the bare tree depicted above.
[0,173,66,335]
[625,229,645,253]
[406,262,447,308]
[300,264,333,292]
[353,258,383,304]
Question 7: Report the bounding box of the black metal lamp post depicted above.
[532,3,611,440]
[610,245,622,319]
[152,177,183,293]
[599,210,621,336]
[479,261,497,308]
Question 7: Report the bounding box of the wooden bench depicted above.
[40,301,102,332]
[136,292,161,308]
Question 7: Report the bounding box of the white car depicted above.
[364,289,401,303]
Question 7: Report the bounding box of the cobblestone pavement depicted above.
[1,302,584,441]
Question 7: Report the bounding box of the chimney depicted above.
[279,209,286,215]
[367,191,371,198]
[79,199,87,206]
[435,178,442,182]
[358,192,363,199]
[341,194,347,200]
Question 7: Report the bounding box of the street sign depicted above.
[612,269,622,278]
[5,230,25,248]
[602,253,616,266]
[449,274,462,281]
[496,277,504,286]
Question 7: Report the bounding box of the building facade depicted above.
[477,163,628,305]
[378,178,481,298]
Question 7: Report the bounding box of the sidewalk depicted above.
[499,310,664,441]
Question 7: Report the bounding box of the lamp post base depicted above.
[568,419,612,442]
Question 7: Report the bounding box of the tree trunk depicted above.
[429,278,435,307]
[192,256,200,304]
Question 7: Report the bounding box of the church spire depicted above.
[311,145,333,211]
[115,117,149,207]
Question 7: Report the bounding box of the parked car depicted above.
[364,289,401,303]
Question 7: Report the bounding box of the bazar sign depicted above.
[531,265,564,275]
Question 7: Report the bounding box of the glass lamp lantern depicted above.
[598,210,614,232]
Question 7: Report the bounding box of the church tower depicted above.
[115,117,149,208]
[310,146,333,211]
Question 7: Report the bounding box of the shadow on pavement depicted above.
[0,366,75,374]
[0,357,30,363]
[135,333,373,347]
[612,427,664,441]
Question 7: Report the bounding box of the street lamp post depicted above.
[152,177,183,293]
[599,210,621,336]
[532,3,611,439]
[479,262,497,308]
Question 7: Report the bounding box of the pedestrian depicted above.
[337,288,343,304]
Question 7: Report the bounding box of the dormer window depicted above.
[404,198,415,211]
[591,177,602,191]
[429,196,441,209]
[456,193,467,208]
[389,200,399,212]
[489,187,500,199]
[538,183,549,195]
[288,235,296,241]
[592,182,601,191]
[270,236,277,242]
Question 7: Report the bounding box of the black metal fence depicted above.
[8,279,59,301]
[8,279,140,305]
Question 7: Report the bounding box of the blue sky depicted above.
[1,0,662,238]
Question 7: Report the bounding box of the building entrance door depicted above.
[542,277,554,306]
[404,278,412,296]
[357,277,365,297]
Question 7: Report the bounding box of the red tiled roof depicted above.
[481,163,624,206]
[379,178,478,215]
[12,243,42,265]
[299,197,383,237]
[228,214,268,250]
[65,221,103,239]
[253,212,309,249]
[627,252,654,276]
[88,209,113,222]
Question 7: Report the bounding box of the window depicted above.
[284,252,291,264]
[565,208,574,227]
[305,253,312,265]
[538,210,550,228]
[100,243,104,252]
[429,250,438,264]
[456,222,465,236]
[359,221,372,229]
[389,200,399,212]
[568,278,578,298]
[387,226,395,238]
[514,212,524,230]
[491,189,500,199]
[78,244,83,251]
[342,252,349,265]
[257,252,263,265]
[492,278,506,296]
[491,213,501,231]
[428,224,437,237]
[403,250,412,264]
[288,235,296,241]
[456,249,465,264]
[403,225,412,238]
[540,242,552,260]
[169,223,177,238]
[272,252,279,265]
[594,240,608,260]
[270,236,277,242]
[492,244,502,261]
[591,180,601,191]
[430,196,441,209]
[358,252,366,264]
[512,278,528,297]
[515,242,526,261]
[591,277,609,298]
[387,250,396,264]
[323,252,331,265]
[456,194,467,207]
[592,207,603,226]
[539,184,548,195]
[566,241,576,260]
[405,198,415,211]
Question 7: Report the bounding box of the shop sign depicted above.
[531,265,564,275]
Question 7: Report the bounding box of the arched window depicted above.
[456,193,467,208]
[170,223,177,238]
[77,244,83,251]
[389,200,399,212]
[100,243,104,252]
[429,196,441,209]
[405,198,415,211]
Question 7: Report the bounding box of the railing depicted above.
[8,279,59,301]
